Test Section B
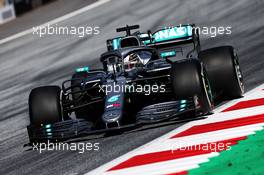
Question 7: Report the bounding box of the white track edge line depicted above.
[0,0,111,45]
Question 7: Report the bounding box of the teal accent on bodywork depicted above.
[108,95,120,103]
[153,25,192,43]
[76,66,89,73]
[139,33,151,45]
[160,51,176,58]
[45,124,51,128]
[180,100,187,104]
[179,100,187,111]
[180,104,187,108]
[113,38,121,50]
[144,25,193,45]
[143,40,151,45]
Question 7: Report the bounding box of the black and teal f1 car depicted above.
[27,24,244,143]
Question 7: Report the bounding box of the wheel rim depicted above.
[234,53,244,94]
[200,68,213,113]
[204,72,213,104]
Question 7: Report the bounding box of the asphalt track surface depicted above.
[0,0,264,174]
[0,0,97,39]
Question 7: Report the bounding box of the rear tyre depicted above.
[29,86,62,126]
[170,59,214,115]
[199,46,244,98]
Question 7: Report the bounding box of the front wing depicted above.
[26,99,201,144]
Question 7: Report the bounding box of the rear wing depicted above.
[142,24,198,46]
[106,24,200,53]
[143,24,200,61]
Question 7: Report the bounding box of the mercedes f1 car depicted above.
[27,24,244,143]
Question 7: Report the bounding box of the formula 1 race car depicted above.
[27,24,244,143]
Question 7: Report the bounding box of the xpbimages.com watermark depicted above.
[170,142,232,154]
[192,25,232,38]
[98,82,166,95]
[32,24,100,38]
[32,140,100,153]
[164,24,232,38]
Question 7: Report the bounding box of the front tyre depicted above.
[170,59,214,115]
[29,86,63,126]
[199,46,244,98]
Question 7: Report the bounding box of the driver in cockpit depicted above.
[123,51,152,71]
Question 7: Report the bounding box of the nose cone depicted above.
[102,111,122,123]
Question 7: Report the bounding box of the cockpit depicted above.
[101,48,159,74]
[123,51,152,71]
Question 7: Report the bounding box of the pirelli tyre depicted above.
[29,86,63,126]
[199,46,244,98]
[170,59,214,115]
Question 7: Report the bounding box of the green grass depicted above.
[188,127,264,175]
